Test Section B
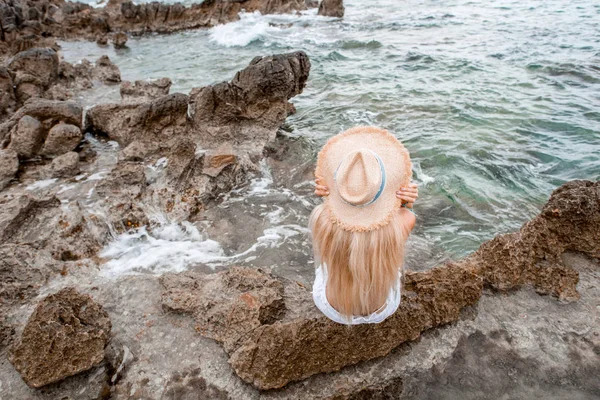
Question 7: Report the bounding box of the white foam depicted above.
[100,223,226,277]
[26,178,57,191]
[209,11,270,47]
[100,221,309,277]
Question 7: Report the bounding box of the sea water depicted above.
[58,0,600,279]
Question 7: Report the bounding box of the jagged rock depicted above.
[0,99,83,145]
[119,140,159,161]
[189,51,310,153]
[202,143,237,178]
[161,267,286,353]
[112,31,128,48]
[86,93,189,146]
[92,55,121,83]
[0,67,16,119]
[96,161,147,200]
[0,149,19,190]
[120,78,172,102]
[7,47,59,103]
[159,180,600,390]
[50,151,80,178]
[41,122,82,157]
[471,180,600,300]
[7,115,44,158]
[8,287,111,388]
[317,0,344,17]
[0,244,58,306]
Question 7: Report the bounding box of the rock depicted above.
[41,123,82,157]
[112,31,128,48]
[96,161,147,199]
[161,267,286,353]
[120,78,172,102]
[202,143,237,178]
[0,67,16,119]
[0,195,61,244]
[0,149,19,190]
[120,140,159,161]
[86,93,189,147]
[0,99,83,145]
[0,244,58,306]
[7,115,44,158]
[305,0,318,7]
[317,0,344,17]
[8,287,111,388]
[92,55,121,83]
[159,180,600,390]
[472,180,600,300]
[189,51,310,152]
[96,35,109,46]
[7,48,59,103]
[50,151,80,177]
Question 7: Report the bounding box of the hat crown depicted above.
[335,149,383,207]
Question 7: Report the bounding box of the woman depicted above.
[309,126,418,325]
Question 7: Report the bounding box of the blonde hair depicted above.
[309,203,411,318]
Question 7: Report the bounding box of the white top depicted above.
[312,263,402,325]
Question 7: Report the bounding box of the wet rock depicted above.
[0,67,16,120]
[50,151,80,178]
[112,31,128,48]
[0,195,61,244]
[305,0,318,8]
[7,47,59,103]
[120,140,159,162]
[0,149,19,190]
[92,55,121,83]
[96,161,147,199]
[41,122,82,157]
[8,287,111,388]
[96,35,109,46]
[120,78,172,102]
[0,99,83,145]
[0,244,58,305]
[162,367,230,400]
[7,115,44,158]
[317,0,344,17]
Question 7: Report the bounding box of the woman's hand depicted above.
[397,182,418,207]
[314,177,329,197]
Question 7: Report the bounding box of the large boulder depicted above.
[189,51,311,152]
[40,122,82,157]
[7,48,59,103]
[7,115,44,158]
[0,149,19,190]
[317,0,344,17]
[8,287,111,388]
[0,99,83,145]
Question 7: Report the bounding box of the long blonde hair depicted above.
[309,203,411,318]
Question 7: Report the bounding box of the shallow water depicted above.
[59,0,600,278]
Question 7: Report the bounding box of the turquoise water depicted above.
[61,0,600,274]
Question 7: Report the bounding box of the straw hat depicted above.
[315,126,412,232]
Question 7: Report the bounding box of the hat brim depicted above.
[315,126,412,232]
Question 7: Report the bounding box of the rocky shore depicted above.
[1,0,316,59]
[0,2,599,398]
